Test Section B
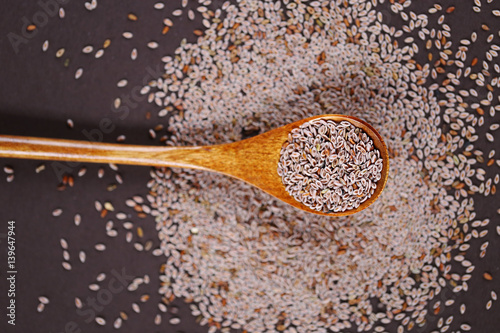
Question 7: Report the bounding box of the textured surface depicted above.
[1,0,500,332]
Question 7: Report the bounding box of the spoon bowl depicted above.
[0,114,389,216]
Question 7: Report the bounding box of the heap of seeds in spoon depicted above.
[278,119,383,212]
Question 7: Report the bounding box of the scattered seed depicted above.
[39,296,49,304]
[117,79,128,87]
[56,48,65,58]
[95,317,106,325]
[169,317,181,325]
[94,243,106,251]
[82,45,93,54]
[95,49,104,58]
[113,317,122,329]
[89,284,100,291]
[147,41,159,49]
[79,251,86,263]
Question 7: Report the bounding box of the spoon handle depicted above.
[0,134,222,171]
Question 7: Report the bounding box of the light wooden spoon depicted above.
[0,114,389,216]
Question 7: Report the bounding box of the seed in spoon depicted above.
[277,119,383,213]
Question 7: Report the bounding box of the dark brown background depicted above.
[1,0,499,332]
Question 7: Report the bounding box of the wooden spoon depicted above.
[0,114,389,216]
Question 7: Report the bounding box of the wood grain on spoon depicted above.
[0,115,389,216]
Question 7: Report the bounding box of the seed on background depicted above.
[35,164,45,173]
[89,284,100,291]
[104,202,114,211]
[95,317,106,325]
[131,48,138,60]
[132,303,140,313]
[158,303,167,312]
[78,167,87,177]
[75,297,82,309]
[117,79,128,87]
[79,251,86,263]
[95,49,104,58]
[169,317,181,325]
[59,7,65,18]
[52,208,63,217]
[113,317,122,329]
[42,40,49,52]
[94,244,106,251]
[127,13,138,21]
[38,296,49,304]
[107,229,118,237]
[82,45,94,54]
[122,32,133,39]
[37,303,45,312]
[147,41,159,49]
[107,184,117,192]
[116,212,127,220]
[461,324,472,331]
[74,214,81,226]
[62,262,71,270]
[114,98,121,109]
[56,48,65,58]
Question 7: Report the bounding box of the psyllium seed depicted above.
[277,119,382,213]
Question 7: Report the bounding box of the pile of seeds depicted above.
[18,0,499,331]
[141,0,500,332]
[278,119,383,212]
